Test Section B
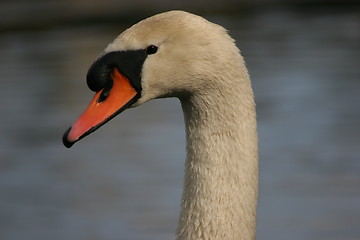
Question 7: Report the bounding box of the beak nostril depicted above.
[98,88,111,103]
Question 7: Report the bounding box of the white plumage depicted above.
[67,10,258,240]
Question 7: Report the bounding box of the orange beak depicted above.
[63,68,139,148]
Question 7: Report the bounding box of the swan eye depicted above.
[146,45,158,55]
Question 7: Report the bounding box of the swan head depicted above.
[63,10,241,148]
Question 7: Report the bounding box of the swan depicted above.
[63,10,258,240]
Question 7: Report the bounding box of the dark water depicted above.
[0,8,359,240]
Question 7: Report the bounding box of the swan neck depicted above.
[177,83,258,240]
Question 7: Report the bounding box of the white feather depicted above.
[105,10,258,240]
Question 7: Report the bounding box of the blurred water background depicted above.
[0,0,359,239]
